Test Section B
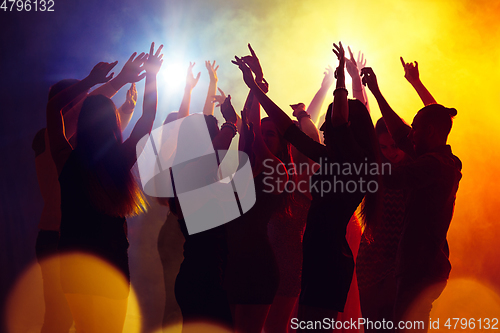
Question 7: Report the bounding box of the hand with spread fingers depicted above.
[346,46,360,79]
[321,65,334,90]
[345,46,369,107]
[115,52,147,85]
[87,61,118,85]
[186,62,201,91]
[356,50,367,71]
[206,60,219,82]
[144,42,164,74]
[332,41,346,77]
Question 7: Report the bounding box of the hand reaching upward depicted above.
[241,44,264,82]
[332,42,346,79]
[332,42,345,64]
[205,60,219,82]
[87,61,118,85]
[400,57,436,105]
[144,42,164,75]
[232,56,257,89]
[115,52,147,84]
[186,62,201,90]
[400,57,420,85]
[360,67,380,94]
[321,65,334,89]
[345,46,360,79]
[122,83,137,114]
[356,50,367,71]
[221,96,237,124]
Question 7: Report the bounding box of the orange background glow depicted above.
[3,0,500,330]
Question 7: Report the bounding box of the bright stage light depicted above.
[161,62,188,93]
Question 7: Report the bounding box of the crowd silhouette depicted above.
[33,40,461,333]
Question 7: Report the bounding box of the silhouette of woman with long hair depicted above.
[46,43,163,333]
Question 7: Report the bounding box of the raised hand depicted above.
[345,46,360,79]
[87,61,118,84]
[115,52,147,84]
[144,42,164,75]
[400,57,420,85]
[212,87,227,107]
[356,50,367,71]
[186,62,201,90]
[321,65,334,89]
[332,42,345,64]
[122,83,137,113]
[221,95,237,124]
[232,56,257,89]
[400,57,436,106]
[332,42,346,80]
[205,60,219,82]
[241,43,264,81]
[360,67,380,93]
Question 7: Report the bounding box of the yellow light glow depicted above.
[5,253,142,333]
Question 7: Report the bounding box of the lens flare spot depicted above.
[431,278,500,320]
[5,252,141,333]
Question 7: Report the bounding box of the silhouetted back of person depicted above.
[361,65,462,332]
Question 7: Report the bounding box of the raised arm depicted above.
[213,87,243,133]
[357,51,370,112]
[247,91,288,190]
[291,103,320,142]
[400,57,436,106]
[346,46,369,109]
[64,52,147,139]
[117,83,137,131]
[176,62,201,120]
[239,108,255,164]
[47,62,117,174]
[331,42,348,126]
[122,42,163,168]
[360,67,412,156]
[212,96,238,151]
[307,65,334,125]
[232,56,294,136]
[202,60,219,116]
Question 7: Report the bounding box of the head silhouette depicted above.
[320,100,379,162]
[261,117,291,162]
[409,104,457,155]
[76,95,122,163]
[48,79,88,113]
[48,79,80,101]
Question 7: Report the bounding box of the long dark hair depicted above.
[75,95,146,217]
[261,117,296,218]
[344,100,382,233]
